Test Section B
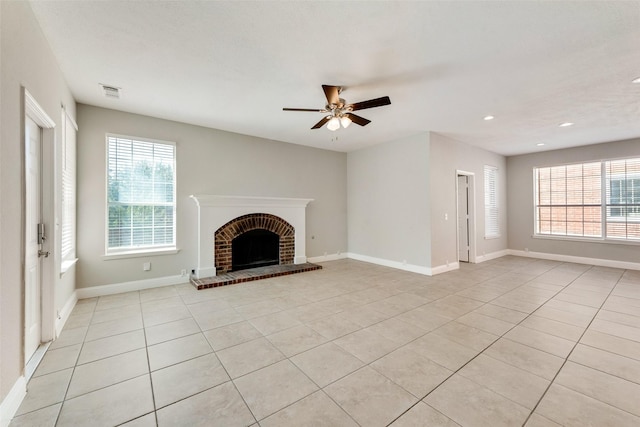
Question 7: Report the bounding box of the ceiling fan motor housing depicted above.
[328,99,351,117]
[283,85,391,130]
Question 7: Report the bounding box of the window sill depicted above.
[532,234,640,246]
[103,247,180,260]
[60,258,78,277]
[485,235,501,240]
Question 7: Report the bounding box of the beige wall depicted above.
[346,131,508,273]
[507,137,640,262]
[347,133,431,268]
[0,1,76,401]
[76,105,347,288]
[429,133,508,268]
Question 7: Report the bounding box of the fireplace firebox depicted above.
[214,213,295,274]
[232,229,279,271]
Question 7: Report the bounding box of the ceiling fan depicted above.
[283,85,391,131]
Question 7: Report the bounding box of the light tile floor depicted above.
[10,256,640,426]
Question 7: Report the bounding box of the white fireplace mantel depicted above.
[190,195,313,278]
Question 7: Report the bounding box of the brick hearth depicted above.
[190,262,322,290]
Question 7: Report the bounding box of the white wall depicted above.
[76,105,347,288]
[0,0,76,404]
[347,133,431,270]
[429,133,508,269]
[507,137,640,264]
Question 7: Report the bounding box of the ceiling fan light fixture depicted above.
[327,117,340,131]
[283,84,391,131]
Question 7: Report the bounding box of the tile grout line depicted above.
[139,291,160,427]
[35,259,635,427]
[53,292,156,427]
[53,297,96,426]
[380,262,555,424]
[521,266,624,426]
[384,261,602,426]
[180,285,260,426]
[24,259,539,425]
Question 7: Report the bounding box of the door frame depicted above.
[455,170,477,263]
[23,88,56,364]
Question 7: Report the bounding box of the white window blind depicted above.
[534,157,640,242]
[534,162,602,238]
[484,165,500,238]
[605,158,640,240]
[107,135,176,252]
[61,109,77,261]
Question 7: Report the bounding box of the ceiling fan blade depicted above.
[322,85,340,106]
[349,96,391,111]
[283,107,326,112]
[346,113,371,127]
[311,116,330,129]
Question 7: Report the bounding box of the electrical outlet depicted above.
[181,269,186,276]
[143,262,151,271]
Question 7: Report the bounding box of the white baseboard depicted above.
[430,262,460,275]
[345,252,432,276]
[475,249,510,264]
[0,376,26,427]
[307,252,348,263]
[76,274,190,299]
[55,291,78,337]
[508,249,640,271]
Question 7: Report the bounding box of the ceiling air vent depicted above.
[100,84,121,99]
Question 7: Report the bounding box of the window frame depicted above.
[533,156,640,245]
[105,133,177,256]
[604,157,640,241]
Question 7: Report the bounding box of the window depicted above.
[107,135,176,254]
[534,162,602,238]
[484,165,500,238]
[61,108,77,267]
[605,158,640,240]
[534,157,640,242]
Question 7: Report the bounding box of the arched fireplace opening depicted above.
[232,229,279,271]
[214,213,295,274]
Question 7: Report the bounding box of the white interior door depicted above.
[457,175,470,262]
[25,116,42,363]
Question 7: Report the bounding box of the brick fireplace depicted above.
[190,195,313,279]
[215,213,294,274]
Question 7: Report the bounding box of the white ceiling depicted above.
[28,1,640,155]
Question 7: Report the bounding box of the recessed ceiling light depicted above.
[483,115,495,121]
[559,122,574,127]
[537,143,545,146]
[633,77,640,84]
